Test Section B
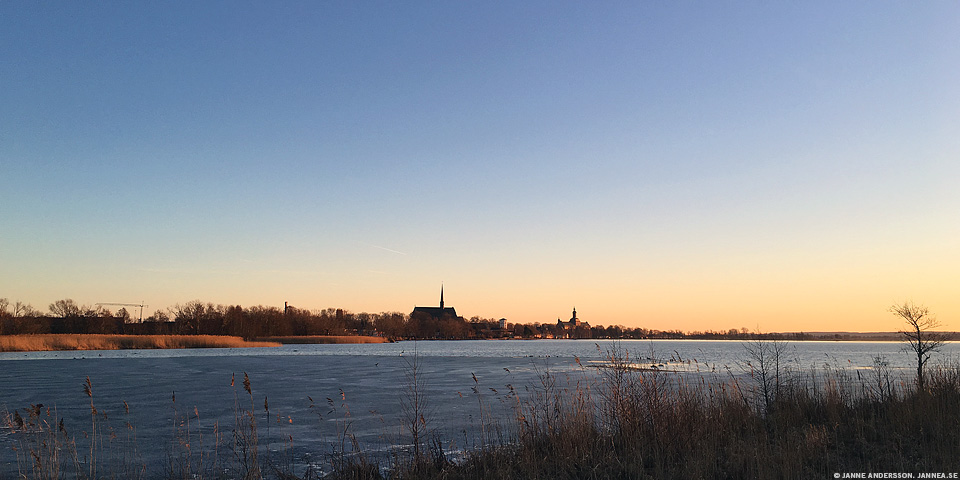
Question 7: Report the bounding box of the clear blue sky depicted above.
[2,2,958,331]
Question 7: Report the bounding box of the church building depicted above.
[411,285,460,320]
[557,307,589,329]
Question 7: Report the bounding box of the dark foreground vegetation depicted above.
[3,342,959,479]
[440,360,960,479]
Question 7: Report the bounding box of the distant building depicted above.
[412,285,460,320]
[557,307,589,329]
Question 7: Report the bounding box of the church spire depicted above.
[440,284,444,310]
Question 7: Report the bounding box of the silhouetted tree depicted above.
[170,300,206,335]
[223,305,245,335]
[13,301,35,318]
[374,312,406,338]
[246,305,284,337]
[146,309,170,322]
[49,298,81,317]
[893,301,946,390]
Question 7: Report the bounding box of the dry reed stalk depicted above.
[469,372,486,449]
[83,376,99,479]
[232,372,261,480]
[120,399,146,479]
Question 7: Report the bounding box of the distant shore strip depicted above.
[0,334,385,352]
[256,335,389,344]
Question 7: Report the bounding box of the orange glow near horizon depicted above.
[7,234,958,335]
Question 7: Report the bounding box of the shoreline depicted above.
[255,335,389,344]
[0,334,281,352]
[0,333,942,352]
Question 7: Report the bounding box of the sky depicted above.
[2,2,958,332]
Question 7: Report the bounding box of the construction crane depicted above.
[95,302,148,322]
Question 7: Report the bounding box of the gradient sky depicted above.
[2,2,958,332]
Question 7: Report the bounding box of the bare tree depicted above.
[49,298,81,317]
[0,298,6,334]
[13,301,35,317]
[892,302,946,390]
[147,309,170,322]
[169,300,206,334]
[742,335,790,411]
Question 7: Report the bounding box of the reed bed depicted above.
[399,354,960,480]
[256,335,389,344]
[0,334,280,352]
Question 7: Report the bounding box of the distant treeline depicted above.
[1,298,403,339]
[2,297,954,341]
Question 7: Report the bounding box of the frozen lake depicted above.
[2,339,957,477]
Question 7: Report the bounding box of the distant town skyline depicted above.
[2,2,958,332]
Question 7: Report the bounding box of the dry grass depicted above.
[384,347,960,480]
[0,334,281,352]
[256,335,389,344]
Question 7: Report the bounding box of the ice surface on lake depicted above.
[1,339,956,476]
